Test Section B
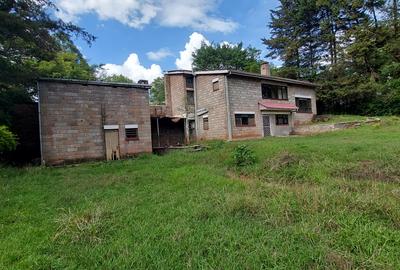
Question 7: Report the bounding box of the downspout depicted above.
[193,74,198,141]
[224,74,233,141]
[37,81,44,165]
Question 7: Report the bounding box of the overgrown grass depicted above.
[1,117,400,269]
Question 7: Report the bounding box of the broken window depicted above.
[213,81,219,91]
[203,117,209,130]
[276,115,289,126]
[187,90,195,105]
[295,98,312,113]
[235,114,256,127]
[262,84,288,100]
[185,76,194,89]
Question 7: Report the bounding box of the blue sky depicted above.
[56,0,280,82]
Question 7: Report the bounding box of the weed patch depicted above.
[232,145,256,167]
[260,151,314,183]
[334,160,400,182]
[53,207,112,245]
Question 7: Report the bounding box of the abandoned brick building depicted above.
[159,62,317,142]
[38,79,152,165]
[38,63,317,165]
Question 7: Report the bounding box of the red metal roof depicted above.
[259,100,298,111]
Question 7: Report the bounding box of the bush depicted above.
[233,145,256,167]
[0,125,17,153]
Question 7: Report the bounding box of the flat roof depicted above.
[38,78,151,89]
[165,70,193,75]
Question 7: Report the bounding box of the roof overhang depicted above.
[165,69,318,87]
[259,101,298,112]
[228,70,318,88]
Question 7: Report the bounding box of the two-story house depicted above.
[162,63,317,142]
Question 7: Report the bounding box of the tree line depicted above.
[263,0,400,115]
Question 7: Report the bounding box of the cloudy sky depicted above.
[55,0,280,83]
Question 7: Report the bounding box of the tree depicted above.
[264,0,400,115]
[150,77,165,105]
[0,0,95,125]
[98,74,133,83]
[0,0,95,88]
[0,125,17,153]
[35,52,95,80]
[192,43,262,72]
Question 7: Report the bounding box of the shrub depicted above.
[233,145,256,167]
[0,125,17,153]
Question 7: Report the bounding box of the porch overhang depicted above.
[258,101,298,112]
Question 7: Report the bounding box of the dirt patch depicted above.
[334,160,400,182]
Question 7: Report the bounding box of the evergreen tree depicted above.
[264,0,400,115]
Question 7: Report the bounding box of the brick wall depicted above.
[39,81,152,165]
[195,75,228,140]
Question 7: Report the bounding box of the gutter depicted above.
[224,75,233,141]
[193,75,198,139]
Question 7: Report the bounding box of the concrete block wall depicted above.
[291,86,317,125]
[39,81,152,165]
[165,74,193,117]
[196,75,228,140]
[228,76,264,140]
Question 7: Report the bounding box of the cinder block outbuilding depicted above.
[38,78,152,165]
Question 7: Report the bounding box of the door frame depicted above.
[104,126,120,161]
[262,114,271,137]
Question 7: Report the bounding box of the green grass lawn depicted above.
[312,114,371,124]
[1,118,400,269]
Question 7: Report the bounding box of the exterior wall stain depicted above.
[39,80,152,165]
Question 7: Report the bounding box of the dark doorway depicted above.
[151,117,185,148]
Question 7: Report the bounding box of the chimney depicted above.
[261,62,271,76]
[138,80,149,85]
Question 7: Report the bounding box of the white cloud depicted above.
[146,48,173,61]
[101,53,163,83]
[55,0,237,33]
[175,32,209,70]
[158,0,237,33]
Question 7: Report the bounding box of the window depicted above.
[203,117,209,130]
[187,90,194,105]
[262,84,288,100]
[185,76,194,89]
[295,97,312,113]
[125,126,138,140]
[212,80,219,91]
[235,114,256,127]
[276,115,289,126]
